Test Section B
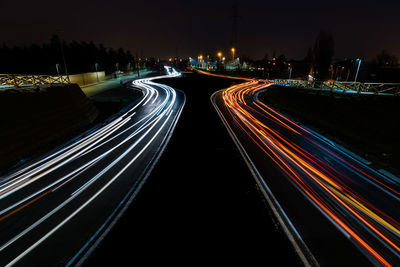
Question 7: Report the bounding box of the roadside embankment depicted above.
[0,84,98,172]
[259,85,400,169]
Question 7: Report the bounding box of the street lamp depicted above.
[95,63,99,82]
[55,31,69,78]
[231,47,235,61]
[217,52,222,60]
[288,64,293,79]
[354,58,362,83]
[198,55,204,68]
[56,64,60,76]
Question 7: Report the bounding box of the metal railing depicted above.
[324,81,400,95]
[0,74,70,88]
[273,79,400,95]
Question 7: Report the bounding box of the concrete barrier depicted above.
[68,71,106,87]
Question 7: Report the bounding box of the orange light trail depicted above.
[206,69,400,266]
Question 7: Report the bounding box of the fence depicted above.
[0,70,151,89]
[0,74,70,88]
[273,79,400,95]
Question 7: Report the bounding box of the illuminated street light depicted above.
[231,47,235,61]
[217,52,222,60]
[287,63,293,79]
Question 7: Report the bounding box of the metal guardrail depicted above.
[324,81,400,95]
[273,79,314,88]
[273,79,400,95]
[0,74,70,87]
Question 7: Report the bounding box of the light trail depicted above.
[209,70,400,266]
[0,69,185,265]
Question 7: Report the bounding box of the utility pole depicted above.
[231,1,239,50]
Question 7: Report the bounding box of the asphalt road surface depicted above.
[83,72,302,267]
[210,71,400,266]
[0,71,185,266]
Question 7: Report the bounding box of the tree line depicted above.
[0,35,136,75]
[248,30,399,82]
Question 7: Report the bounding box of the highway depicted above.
[209,72,400,266]
[0,68,185,266]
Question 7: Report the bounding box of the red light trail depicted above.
[207,70,400,266]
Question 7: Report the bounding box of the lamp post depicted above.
[55,30,69,80]
[354,58,362,82]
[56,64,60,76]
[288,65,293,80]
[95,63,99,82]
[217,52,223,70]
[199,55,203,68]
[231,47,235,61]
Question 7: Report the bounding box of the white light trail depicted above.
[0,70,182,266]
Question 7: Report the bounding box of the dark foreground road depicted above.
[84,72,301,266]
[210,72,400,266]
[0,73,184,266]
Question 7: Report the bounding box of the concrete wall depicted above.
[68,71,105,87]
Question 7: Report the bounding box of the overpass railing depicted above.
[0,74,70,88]
[273,79,400,95]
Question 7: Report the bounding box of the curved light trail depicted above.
[209,71,400,266]
[0,70,185,266]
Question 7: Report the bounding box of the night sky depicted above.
[1,0,399,60]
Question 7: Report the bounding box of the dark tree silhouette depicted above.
[376,50,398,67]
[0,35,136,75]
[313,30,334,80]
